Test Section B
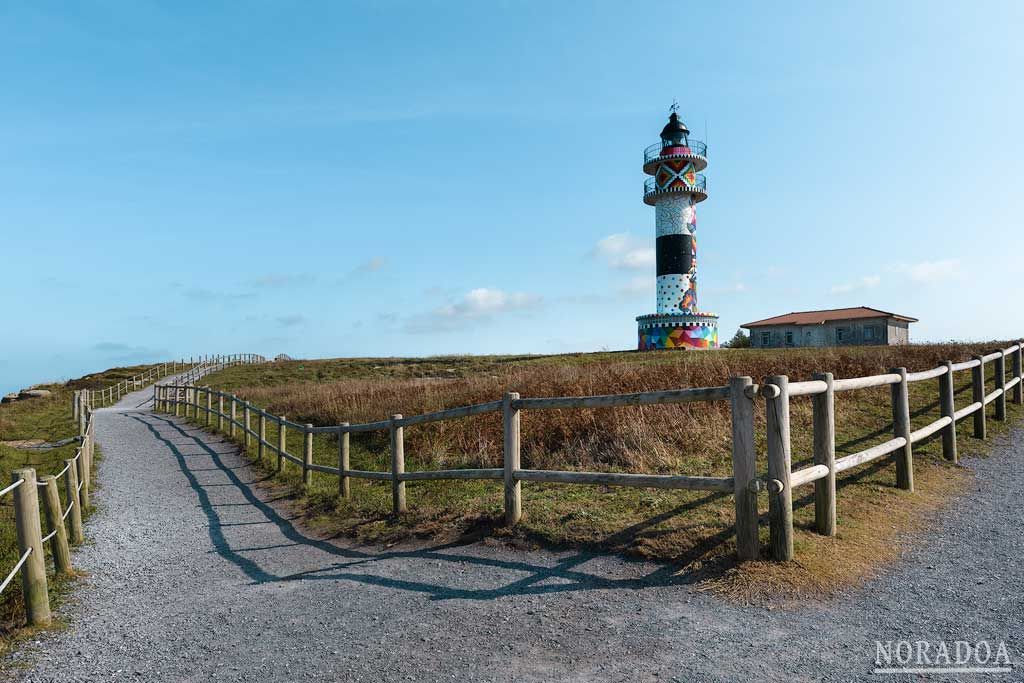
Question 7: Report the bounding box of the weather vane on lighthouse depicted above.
[635,107,719,350]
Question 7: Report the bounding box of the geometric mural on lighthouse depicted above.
[655,159,697,192]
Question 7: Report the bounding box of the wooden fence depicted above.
[158,342,1024,564]
[2,354,263,626]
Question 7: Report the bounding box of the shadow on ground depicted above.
[130,413,729,600]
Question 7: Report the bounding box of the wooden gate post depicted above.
[890,367,914,492]
[503,392,522,526]
[939,361,958,463]
[12,469,50,625]
[303,426,313,486]
[812,372,836,536]
[339,423,351,499]
[972,355,986,439]
[728,377,758,560]
[230,399,237,439]
[40,476,72,575]
[218,394,224,432]
[64,460,84,544]
[993,351,1006,421]
[206,390,212,427]
[390,415,406,515]
[764,376,793,561]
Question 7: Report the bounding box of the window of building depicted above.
[785,331,794,346]
[761,332,770,346]
[864,326,875,341]
[836,327,848,343]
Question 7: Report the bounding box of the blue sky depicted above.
[2,1,1023,394]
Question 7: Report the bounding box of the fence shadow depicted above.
[130,413,718,601]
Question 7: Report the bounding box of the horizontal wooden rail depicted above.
[909,415,952,443]
[513,386,730,410]
[344,469,392,481]
[950,359,981,371]
[953,401,983,421]
[906,366,948,382]
[789,464,830,489]
[397,401,503,427]
[514,469,734,491]
[831,374,901,392]
[833,436,907,474]
[984,388,1003,405]
[401,468,503,481]
[787,380,828,397]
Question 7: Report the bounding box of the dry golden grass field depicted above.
[196,342,1024,599]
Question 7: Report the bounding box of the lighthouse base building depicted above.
[637,313,719,350]
[636,109,719,351]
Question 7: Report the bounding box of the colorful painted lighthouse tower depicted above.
[636,108,719,350]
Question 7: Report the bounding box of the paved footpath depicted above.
[8,380,1024,681]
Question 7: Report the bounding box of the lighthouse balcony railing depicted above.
[644,174,707,195]
[644,139,707,164]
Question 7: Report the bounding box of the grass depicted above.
[0,362,165,645]
[191,344,1023,601]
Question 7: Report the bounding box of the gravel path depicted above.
[8,380,1024,681]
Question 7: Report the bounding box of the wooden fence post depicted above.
[72,391,79,421]
[206,390,212,427]
[303,426,313,486]
[218,394,224,432]
[503,392,522,526]
[78,445,91,511]
[811,372,836,536]
[12,469,50,625]
[339,424,350,499]
[174,388,181,417]
[277,416,287,472]
[245,406,252,451]
[972,355,986,439]
[939,361,958,463]
[728,377,758,559]
[993,351,1006,421]
[230,398,237,439]
[258,413,266,463]
[764,375,793,561]
[64,460,84,544]
[890,367,914,492]
[40,476,72,575]
[390,415,406,515]
[1013,342,1023,405]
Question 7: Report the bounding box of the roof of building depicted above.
[742,306,918,328]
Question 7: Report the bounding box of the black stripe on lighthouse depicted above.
[656,234,693,276]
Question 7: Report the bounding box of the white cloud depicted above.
[830,275,881,295]
[436,288,540,318]
[887,259,961,283]
[592,233,655,270]
[405,288,541,333]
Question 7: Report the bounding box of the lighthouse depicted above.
[636,108,719,350]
